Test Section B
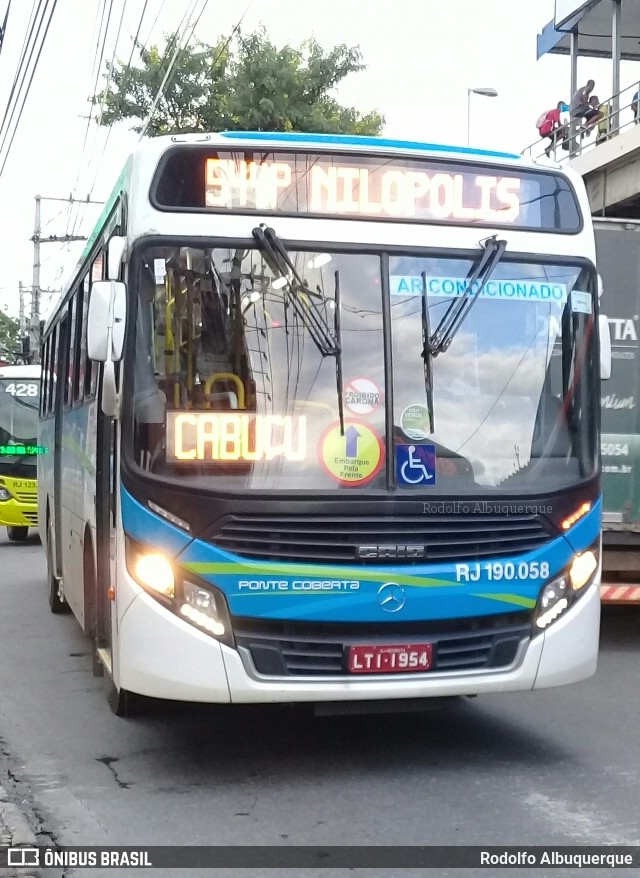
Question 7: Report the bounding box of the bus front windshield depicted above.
[129,244,598,495]
[0,377,41,473]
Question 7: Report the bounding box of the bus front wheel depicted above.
[7,526,29,542]
[106,680,143,718]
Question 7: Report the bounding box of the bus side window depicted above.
[65,295,77,409]
[73,284,84,404]
[48,326,58,414]
[41,338,49,416]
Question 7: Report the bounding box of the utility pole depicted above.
[18,281,25,336]
[18,280,27,363]
[29,193,104,362]
[30,194,41,359]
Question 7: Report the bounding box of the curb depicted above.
[0,779,41,878]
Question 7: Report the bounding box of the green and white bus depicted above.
[39,132,606,715]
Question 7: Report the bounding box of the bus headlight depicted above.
[180,581,226,637]
[535,576,569,629]
[133,553,175,598]
[569,550,598,591]
[0,486,13,502]
[535,544,599,630]
[125,537,232,645]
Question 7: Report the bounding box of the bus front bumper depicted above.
[0,500,38,528]
[117,580,600,704]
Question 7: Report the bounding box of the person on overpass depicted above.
[537,101,568,157]
[570,79,600,130]
[595,97,611,143]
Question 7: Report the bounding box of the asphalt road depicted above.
[0,529,638,878]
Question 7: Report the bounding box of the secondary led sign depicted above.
[0,445,48,455]
[166,412,307,463]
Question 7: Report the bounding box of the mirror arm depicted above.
[101,352,119,418]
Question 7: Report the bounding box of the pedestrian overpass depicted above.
[527,0,640,217]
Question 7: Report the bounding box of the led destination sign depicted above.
[205,158,521,223]
[167,412,307,463]
[152,149,582,231]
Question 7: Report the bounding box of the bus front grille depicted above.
[208,513,553,564]
[234,614,532,677]
[13,489,37,503]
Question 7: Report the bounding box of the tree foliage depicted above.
[0,312,20,363]
[94,27,384,136]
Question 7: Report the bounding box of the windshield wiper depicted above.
[420,271,435,434]
[428,235,507,357]
[252,225,339,356]
[252,225,345,434]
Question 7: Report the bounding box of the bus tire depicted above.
[106,680,142,718]
[7,526,29,541]
[46,526,70,614]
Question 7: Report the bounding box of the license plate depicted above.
[348,643,433,674]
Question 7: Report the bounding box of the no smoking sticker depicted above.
[319,421,385,486]
[344,377,382,415]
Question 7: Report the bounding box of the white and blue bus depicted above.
[39,132,608,715]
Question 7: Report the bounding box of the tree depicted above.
[94,27,384,137]
[0,312,20,364]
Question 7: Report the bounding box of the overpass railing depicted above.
[521,81,640,164]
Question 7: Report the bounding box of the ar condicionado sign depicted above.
[205,158,521,223]
[167,412,307,463]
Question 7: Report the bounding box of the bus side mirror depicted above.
[87,280,127,363]
[599,314,611,380]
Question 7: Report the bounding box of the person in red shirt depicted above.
[537,101,568,157]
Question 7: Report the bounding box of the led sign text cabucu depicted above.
[167,412,307,463]
[205,158,522,222]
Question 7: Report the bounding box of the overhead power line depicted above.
[137,0,203,140]
[0,0,12,54]
[138,0,255,141]
[71,0,152,237]
[0,0,58,180]
[82,0,146,207]
[66,0,113,236]
[0,0,46,149]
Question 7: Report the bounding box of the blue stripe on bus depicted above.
[120,487,192,557]
[561,498,602,553]
[120,484,601,623]
[218,131,521,161]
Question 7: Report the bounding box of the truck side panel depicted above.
[596,223,640,602]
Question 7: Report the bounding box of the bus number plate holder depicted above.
[348,643,433,674]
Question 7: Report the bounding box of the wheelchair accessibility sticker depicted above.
[396,444,436,486]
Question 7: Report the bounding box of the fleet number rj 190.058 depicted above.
[456,561,550,582]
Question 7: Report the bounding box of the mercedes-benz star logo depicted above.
[377,582,406,613]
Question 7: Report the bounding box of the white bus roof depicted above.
[44,131,592,335]
[0,365,41,378]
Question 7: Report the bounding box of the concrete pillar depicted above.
[570,30,580,157]
[612,0,622,131]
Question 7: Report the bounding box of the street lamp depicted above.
[467,87,498,146]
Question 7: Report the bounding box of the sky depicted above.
[0,0,637,324]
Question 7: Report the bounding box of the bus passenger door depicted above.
[52,317,68,585]
[94,390,116,667]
